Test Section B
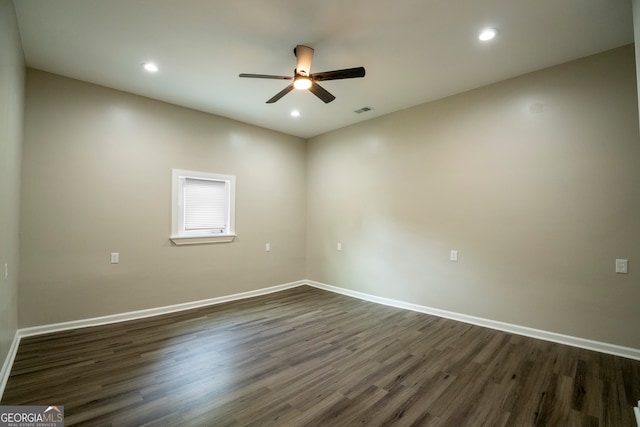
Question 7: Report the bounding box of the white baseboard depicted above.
[304,280,640,361]
[0,330,21,400]
[19,280,305,338]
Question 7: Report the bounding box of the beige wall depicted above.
[634,0,640,124]
[19,70,306,327]
[0,0,25,363]
[306,45,640,349]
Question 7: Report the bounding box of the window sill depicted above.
[170,234,236,246]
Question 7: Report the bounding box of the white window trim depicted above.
[170,169,236,245]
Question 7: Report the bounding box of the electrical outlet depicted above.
[265,243,271,252]
[615,259,628,274]
[450,250,458,262]
[337,242,342,251]
[110,252,119,264]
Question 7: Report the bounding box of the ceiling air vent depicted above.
[354,106,372,114]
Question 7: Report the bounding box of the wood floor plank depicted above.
[2,285,639,426]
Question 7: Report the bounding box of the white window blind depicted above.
[171,169,236,244]
[182,177,227,233]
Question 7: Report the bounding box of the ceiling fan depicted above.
[239,45,365,104]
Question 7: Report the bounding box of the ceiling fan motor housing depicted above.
[294,45,314,76]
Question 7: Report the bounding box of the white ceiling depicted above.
[13,0,634,139]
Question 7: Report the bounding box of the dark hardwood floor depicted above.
[2,285,639,426]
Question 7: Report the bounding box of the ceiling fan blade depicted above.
[308,82,336,103]
[311,67,366,81]
[266,83,295,103]
[239,73,293,80]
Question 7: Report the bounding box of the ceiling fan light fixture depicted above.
[293,77,312,90]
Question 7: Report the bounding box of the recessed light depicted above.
[290,110,301,117]
[143,62,159,72]
[478,28,497,41]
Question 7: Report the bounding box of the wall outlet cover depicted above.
[615,259,628,274]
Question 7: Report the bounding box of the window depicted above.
[170,169,236,245]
